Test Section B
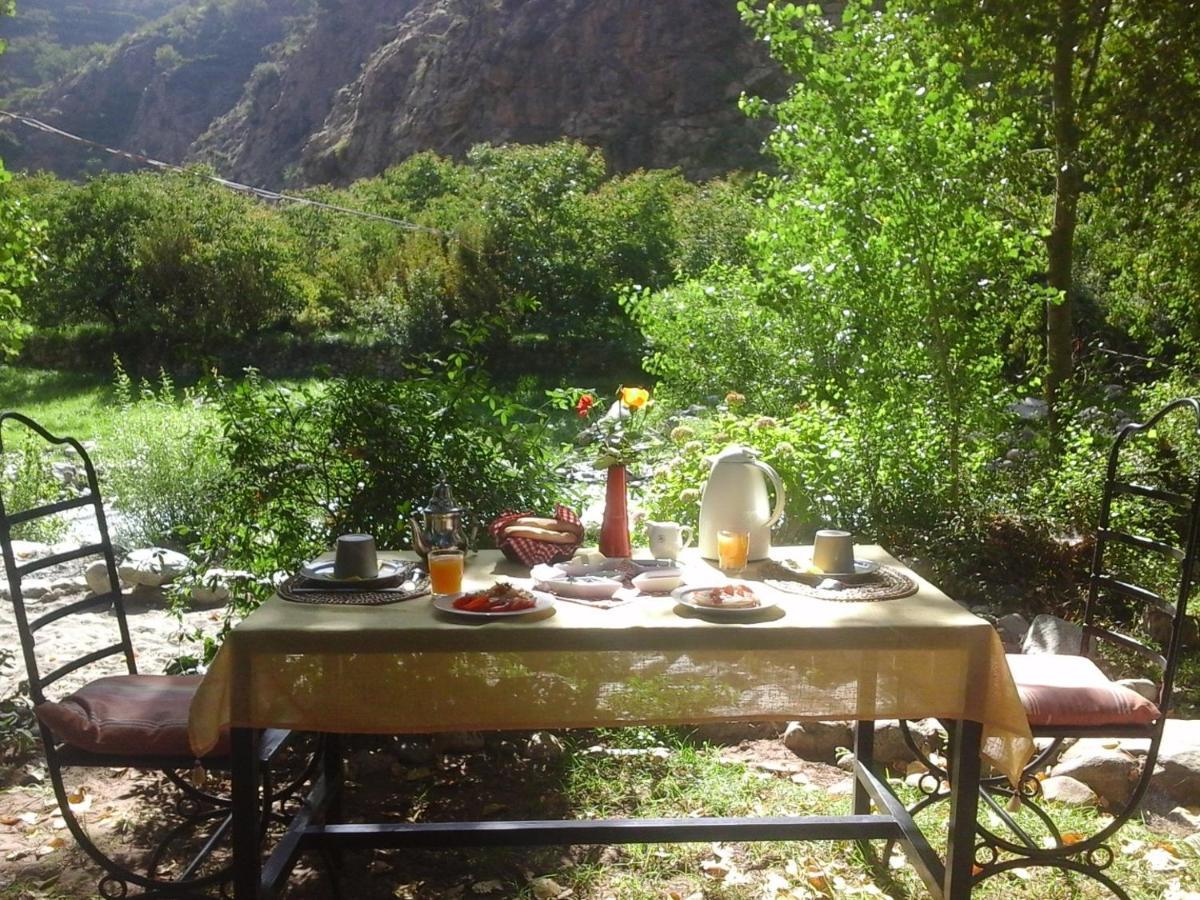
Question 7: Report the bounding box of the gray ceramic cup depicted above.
[812,529,855,575]
[334,534,378,579]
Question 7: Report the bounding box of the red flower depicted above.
[576,393,595,418]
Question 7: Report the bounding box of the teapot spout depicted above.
[409,516,431,557]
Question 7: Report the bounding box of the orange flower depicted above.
[619,386,650,410]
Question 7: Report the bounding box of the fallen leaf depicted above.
[404,767,433,781]
[701,858,730,879]
[470,879,503,894]
[806,865,830,892]
[1061,832,1085,845]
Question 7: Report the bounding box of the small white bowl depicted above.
[531,564,622,599]
[632,570,683,594]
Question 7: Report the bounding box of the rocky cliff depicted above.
[4,0,784,186]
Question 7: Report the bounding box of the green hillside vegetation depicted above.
[0,0,178,96]
[6,142,751,378]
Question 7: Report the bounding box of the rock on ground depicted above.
[1040,774,1099,806]
[1022,614,1083,655]
[118,548,192,587]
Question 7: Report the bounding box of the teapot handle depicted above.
[753,459,786,529]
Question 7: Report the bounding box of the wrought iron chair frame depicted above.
[0,410,311,898]
[893,397,1200,898]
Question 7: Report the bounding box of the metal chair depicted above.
[897,398,1200,898]
[0,410,307,898]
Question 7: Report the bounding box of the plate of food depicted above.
[672,583,777,617]
[298,558,413,589]
[434,583,555,618]
[530,564,623,599]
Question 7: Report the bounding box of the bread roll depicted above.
[512,516,582,535]
[503,525,578,544]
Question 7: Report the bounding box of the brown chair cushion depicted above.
[1006,653,1160,728]
[35,674,229,758]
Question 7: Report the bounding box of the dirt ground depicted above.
[1,735,850,899]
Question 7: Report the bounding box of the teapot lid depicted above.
[709,444,761,465]
[425,479,463,515]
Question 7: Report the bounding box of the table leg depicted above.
[853,721,875,815]
[231,726,261,900]
[324,733,344,823]
[944,719,982,900]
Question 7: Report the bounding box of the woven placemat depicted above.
[279,571,431,606]
[760,560,917,602]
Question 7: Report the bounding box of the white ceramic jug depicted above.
[698,445,786,561]
[645,520,693,561]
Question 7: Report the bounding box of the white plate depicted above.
[672,585,778,618]
[433,589,555,618]
[530,564,623,599]
[793,557,880,578]
[298,559,411,588]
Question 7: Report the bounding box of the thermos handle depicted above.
[754,459,786,528]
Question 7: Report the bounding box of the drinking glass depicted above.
[428,548,465,594]
[717,529,750,575]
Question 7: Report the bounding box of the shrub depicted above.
[100,362,230,550]
[197,356,573,612]
[0,436,68,543]
[0,158,46,358]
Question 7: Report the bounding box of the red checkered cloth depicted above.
[490,505,583,567]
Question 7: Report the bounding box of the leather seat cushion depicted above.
[35,674,229,758]
[1006,653,1160,728]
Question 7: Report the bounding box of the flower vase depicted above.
[598,464,632,559]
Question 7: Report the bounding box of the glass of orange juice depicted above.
[717,529,750,575]
[428,548,465,594]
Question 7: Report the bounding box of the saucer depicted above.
[298,559,410,589]
[794,556,880,578]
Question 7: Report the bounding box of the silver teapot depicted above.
[409,480,469,559]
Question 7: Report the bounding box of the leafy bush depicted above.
[100,361,230,550]
[196,353,573,610]
[0,158,46,358]
[625,272,806,416]
[0,646,37,763]
[0,435,68,543]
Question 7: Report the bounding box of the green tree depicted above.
[925,0,1200,410]
[23,169,306,358]
[740,0,1049,505]
[0,1,48,357]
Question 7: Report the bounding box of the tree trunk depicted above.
[1046,0,1083,416]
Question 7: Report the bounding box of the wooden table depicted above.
[190,547,1032,899]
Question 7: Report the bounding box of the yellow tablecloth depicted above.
[189,546,1033,782]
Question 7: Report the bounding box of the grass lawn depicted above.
[0,367,119,443]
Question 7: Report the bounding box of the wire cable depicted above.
[0,109,450,236]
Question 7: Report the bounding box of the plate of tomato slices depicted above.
[434,583,555,618]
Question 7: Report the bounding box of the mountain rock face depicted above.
[5,0,787,186]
